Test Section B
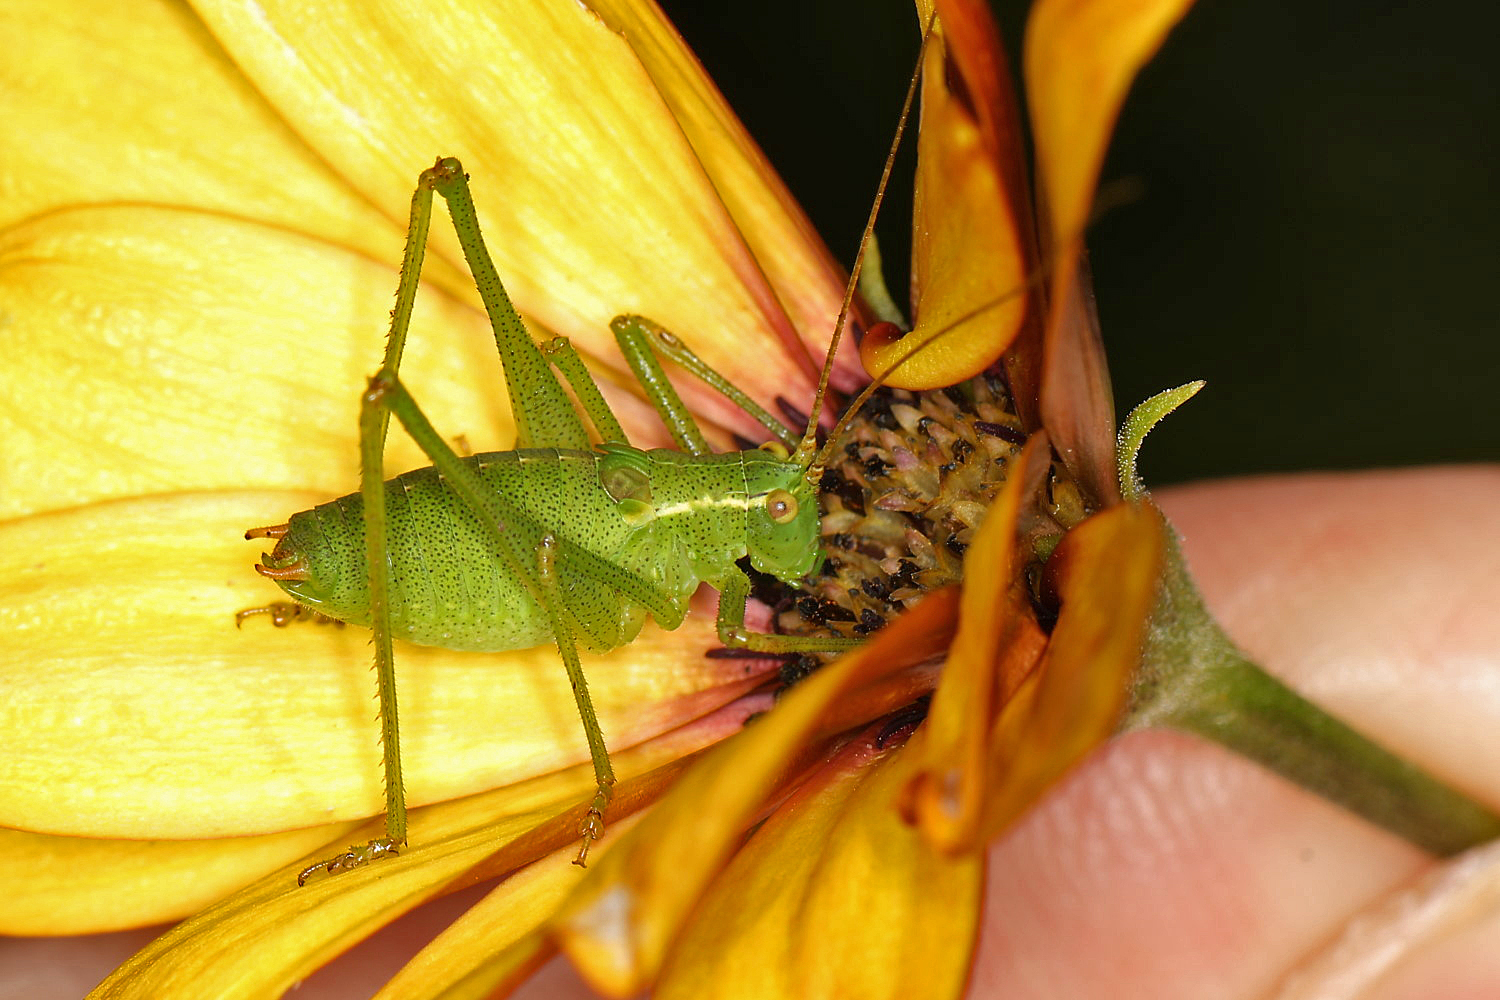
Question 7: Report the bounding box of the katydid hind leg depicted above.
[295,363,416,886]
[293,160,477,882]
[425,157,593,451]
[353,369,647,873]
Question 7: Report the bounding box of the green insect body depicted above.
[259,444,822,654]
[250,157,861,885]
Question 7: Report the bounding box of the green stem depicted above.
[1124,510,1500,857]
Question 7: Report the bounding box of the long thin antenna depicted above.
[806,268,1051,478]
[796,9,940,468]
[801,161,1135,479]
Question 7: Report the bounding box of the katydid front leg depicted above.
[715,567,862,654]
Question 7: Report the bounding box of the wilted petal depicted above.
[656,736,981,1000]
[1038,257,1120,505]
[89,708,739,1000]
[1025,0,1196,261]
[0,493,775,839]
[900,436,1051,849]
[0,207,515,520]
[0,823,357,935]
[976,500,1162,841]
[189,0,842,435]
[552,590,960,996]
[1027,0,1196,501]
[863,0,1035,392]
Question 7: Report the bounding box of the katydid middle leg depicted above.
[609,314,801,452]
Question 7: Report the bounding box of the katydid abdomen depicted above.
[257,444,823,654]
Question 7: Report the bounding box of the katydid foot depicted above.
[572,781,614,868]
[234,601,342,629]
[297,837,402,886]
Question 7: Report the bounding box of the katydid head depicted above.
[741,448,824,583]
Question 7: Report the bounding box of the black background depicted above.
[657,0,1498,485]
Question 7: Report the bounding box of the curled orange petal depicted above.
[656,734,981,1000]
[552,590,960,997]
[862,2,1035,391]
[1026,0,1198,257]
[976,500,1163,841]
[899,435,1052,850]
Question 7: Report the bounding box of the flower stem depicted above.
[1124,510,1500,857]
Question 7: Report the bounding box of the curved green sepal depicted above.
[1116,380,1206,500]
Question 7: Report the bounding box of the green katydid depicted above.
[241,44,936,893]
[247,19,940,887]
[247,158,864,885]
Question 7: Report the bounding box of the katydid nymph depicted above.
[246,21,937,887]
[245,159,868,884]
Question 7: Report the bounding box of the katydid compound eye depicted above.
[765,489,798,524]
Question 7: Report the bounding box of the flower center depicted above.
[750,371,1087,688]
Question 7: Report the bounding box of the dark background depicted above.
[658,0,1497,485]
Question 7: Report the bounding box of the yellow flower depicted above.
[1,0,1189,995]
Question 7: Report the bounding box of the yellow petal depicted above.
[1026,0,1197,500]
[0,493,777,839]
[583,0,861,390]
[656,738,981,1000]
[373,815,643,1000]
[0,823,359,935]
[89,710,732,1000]
[0,0,462,293]
[553,589,960,996]
[0,207,512,520]
[866,2,1034,390]
[977,500,1163,840]
[900,435,1051,849]
[190,0,842,435]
